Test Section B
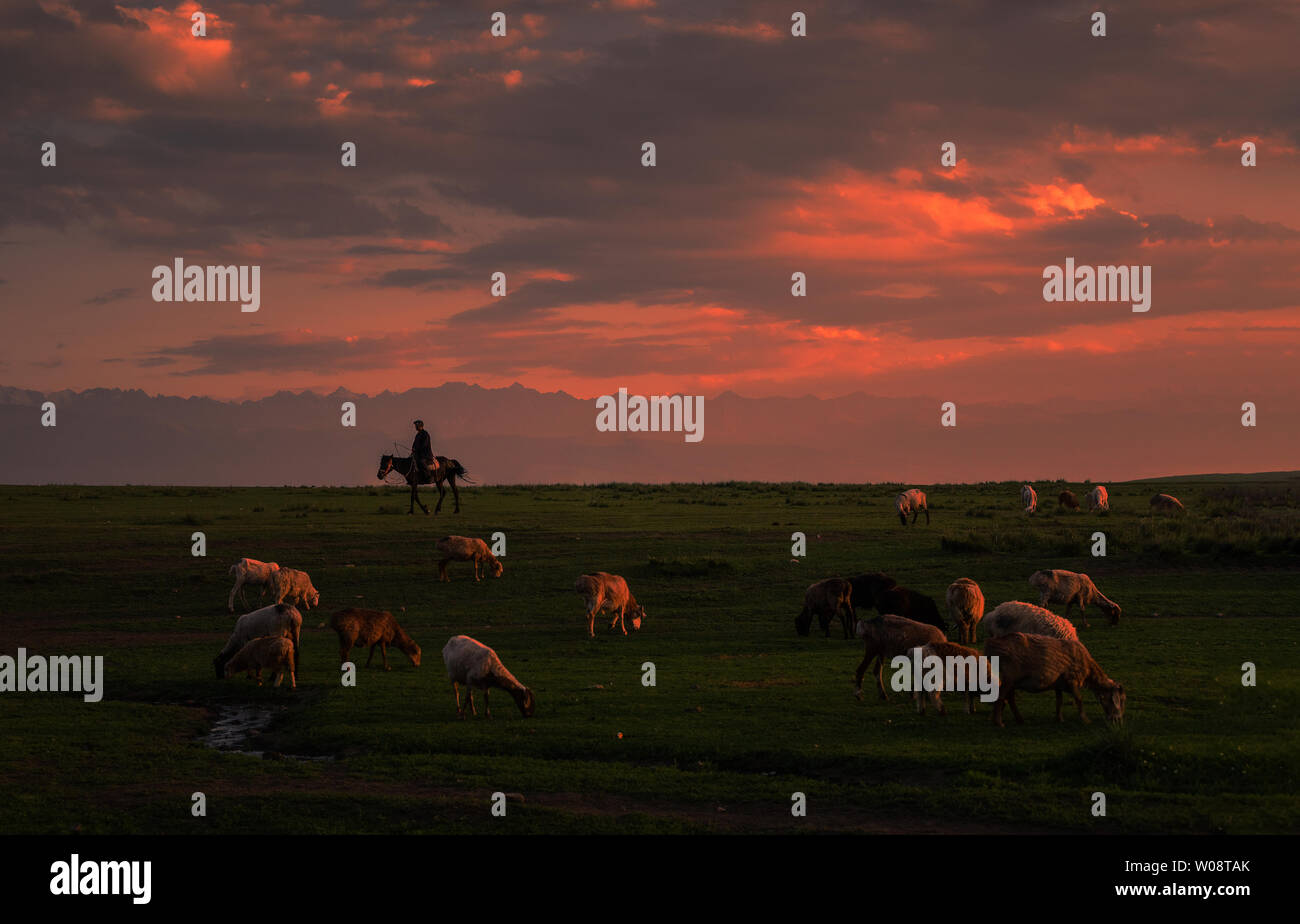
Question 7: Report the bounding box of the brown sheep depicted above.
[329,607,422,670]
[224,636,296,689]
[435,536,504,582]
[853,614,946,701]
[912,640,986,716]
[1150,493,1186,514]
[575,572,645,636]
[795,577,856,639]
[984,632,1125,727]
[1058,490,1079,510]
[946,578,985,644]
[1029,569,1121,627]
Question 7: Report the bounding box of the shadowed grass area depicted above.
[1,479,1298,833]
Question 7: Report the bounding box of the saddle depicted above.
[413,457,441,484]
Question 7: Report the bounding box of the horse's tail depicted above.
[451,460,475,483]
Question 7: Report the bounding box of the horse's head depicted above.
[377,454,394,480]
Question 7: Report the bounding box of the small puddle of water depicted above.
[200,703,333,762]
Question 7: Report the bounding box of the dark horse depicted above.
[377,454,472,515]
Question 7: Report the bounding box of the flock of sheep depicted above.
[213,537,649,719]
[210,484,1158,729]
[799,569,1125,726]
[796,484,1136,726]
[899,484,1186,522]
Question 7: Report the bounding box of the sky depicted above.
[1,0,1298,477]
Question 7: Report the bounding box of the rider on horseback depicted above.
[413,420,438,483]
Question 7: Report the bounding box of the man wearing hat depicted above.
[413,419,437,482]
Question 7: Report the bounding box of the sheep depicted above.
[911,640,985,716]
[329,607,421,670]
[1087,485,1109,512]
[1028,569,1121,627]
[894,488,930,526]
[1021,484,1038,514]
[848,571,898,605]
[227,557,280,613]
[1150,493,1185,514]
[853,614,946,701]
[442,635,535,718]
[1058,490,1080,510]
[575,572,645,636]
[946,578,985,644]
[983,601,1078,642]
[223,636,296,689]
[435,536,503,582]
[795,578,856,639]
[984,632,1125,726]
[214,603,302,680]
[269,567,320,610]
[850,572,946,632]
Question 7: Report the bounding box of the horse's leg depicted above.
[433,476,445,514]
[411,479,428,515]
[450,473,460,513]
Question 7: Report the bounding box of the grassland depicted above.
[1,478,1298,834]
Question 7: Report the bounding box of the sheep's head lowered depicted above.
[628,604,645,632]
[1096,681,1126,723]
[513,687,536,718]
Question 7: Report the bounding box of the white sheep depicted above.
[228,557,280,613]
[1021,484,1038,514]
[442,635,535,718]
[269,567,320,610]
[214,603,302,679]
[1028,569,1121,627]
[1087,485,1109,512]
[946,577,985,644]
[895,488,930,526]
[983,601,1079,642]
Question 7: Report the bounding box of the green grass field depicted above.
[2,479,1298,834]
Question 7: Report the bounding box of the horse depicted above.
[377,453,472,515]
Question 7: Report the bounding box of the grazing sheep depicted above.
[435,536,504,582]
[983,601,1078,642]
[911,640,985,716]
[227,557,280,613]
[1021,484,1038,514]
[984,632,1125,726]
[795,578,856,639]
[1150,493,1185,514]
[894,488,930,526]
[851,573,946,632]
[214,603,302,680]
[329,607,421,670]
[575,572,645,636]
[946,578,985,644]
[853,614,946,701]
[1029,569,1121,627]
[848,572,898,606]
[1058,490,1080,510]
[442,635,535,718]
[1087,485,1109,512]
[269,567,319,610]
[224,636,296,689]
